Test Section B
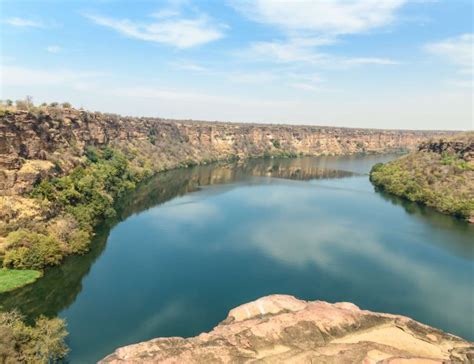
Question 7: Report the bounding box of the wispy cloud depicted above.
[4,17,44,28]
[425,33,473,74]
[245,39,399,68]
[343,57,400,66]
[425,33,473,90]
[231,0,406,35]
[84,10,225,49]
[248,39,328,64]
[173,61,209,72]
[233,1,405,69]
[46,45,61,53]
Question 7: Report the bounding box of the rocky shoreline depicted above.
[100,295,473,363]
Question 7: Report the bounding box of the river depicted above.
[1,154,472,363]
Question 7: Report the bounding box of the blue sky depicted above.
[0,0,472,130]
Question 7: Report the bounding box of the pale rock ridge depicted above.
[100,295,473,363]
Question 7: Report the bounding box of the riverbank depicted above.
[370,132,474,223]
[101,295,473,363]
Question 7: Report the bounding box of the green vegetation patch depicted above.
[1,146,151,272]
[370,151,474,220]
[0,269,42,293]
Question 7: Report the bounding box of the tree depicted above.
[61,102,72,108]
[6,99,13,106]
[15,97,34,111]
[0,311,68,363]
[15,100,28,110]
[25,95,33,108]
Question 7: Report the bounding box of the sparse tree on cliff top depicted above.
[15,96,34,110]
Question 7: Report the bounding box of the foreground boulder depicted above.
[100,295,472,363]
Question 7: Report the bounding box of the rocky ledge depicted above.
[100,295,472,363]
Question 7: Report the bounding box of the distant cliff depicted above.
[0,107,451,196]
[370,132,474,222]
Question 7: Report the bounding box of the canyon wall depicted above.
[0,108,452,196]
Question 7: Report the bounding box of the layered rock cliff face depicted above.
[101,295,473,363]
[370,132,474,222]
[0,108,450,196]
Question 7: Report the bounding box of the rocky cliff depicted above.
[100,295,473,363]
[418,132,474,162]
[0,108,451,196]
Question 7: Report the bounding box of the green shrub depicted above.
[68,229,90,254]
[3,230,63,269]
[0,311,68,363]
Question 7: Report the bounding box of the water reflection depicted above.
[0,156,357,318]
[375,188,474,259]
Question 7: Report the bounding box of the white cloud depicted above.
[46,45,61,53]
[425,33,473,73]
[232,0,406,35]
[4,17,43,28]
[85,11,225,48]
[425,33,473,90]
[248,39,328,64]
[343,57,399,65]
[233,1,403,70]
[174,61,208,72]
[246,39,399,67]
[151,9,181,19]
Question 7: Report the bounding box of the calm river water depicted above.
[1,154,473,363]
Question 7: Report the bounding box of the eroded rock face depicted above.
[0,108,452,196]
[418,133,474,162]
[100,295,473,363]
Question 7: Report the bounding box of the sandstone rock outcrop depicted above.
[100,295,473,363]
[0,108,452,196]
